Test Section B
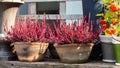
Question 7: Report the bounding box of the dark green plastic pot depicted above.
[114,44,120,65]
[112,36,120,65]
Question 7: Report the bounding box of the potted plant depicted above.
[96,0,120,62]
[48,16,101,63]
[4,19,49,62]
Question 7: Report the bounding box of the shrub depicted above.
[4,18,50,42]
[48,16,102,45]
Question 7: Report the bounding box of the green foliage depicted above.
[102,0,112,4]
[104,11,115,20]
[116,24,120,32]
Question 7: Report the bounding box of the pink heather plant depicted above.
[4,17,50,42]
[48,16,102,45]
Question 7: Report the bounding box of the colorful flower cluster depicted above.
[97,0,120,36]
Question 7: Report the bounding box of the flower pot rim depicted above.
[112,35,120,44]
[13,42,49,45]
[54,43,94,47]
[99,35,112,37]
[99,35,112,43]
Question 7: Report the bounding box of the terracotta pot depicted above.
[13,42,49,62]
[54,43,94,63]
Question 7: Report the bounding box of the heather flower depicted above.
[5,18,50,43]
[49,16,102,45]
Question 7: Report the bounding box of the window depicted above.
[36,2,59,14]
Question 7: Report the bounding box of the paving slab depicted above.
[0,61,119,68]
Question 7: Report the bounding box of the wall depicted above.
[66,0,83,24]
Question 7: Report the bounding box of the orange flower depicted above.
[110,3,118,12]
[106,27,116,35]
[112,18,118,25]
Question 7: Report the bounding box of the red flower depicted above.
[106,27,116,35]
[100,19,108,30]
[102,24,108,30]
[110,3,118,12]
[100,19,106,25]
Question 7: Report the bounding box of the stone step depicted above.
[0,61,120,68]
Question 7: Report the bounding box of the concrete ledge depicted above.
[25,0,66,2]
[0,0,24,3]
[0,61,120,68]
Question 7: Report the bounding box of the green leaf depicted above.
[107,17,112,24]
[96,13,104,16]
[102,0,112,4]
[116,24,120,32]
[104,11,115,20]
[115,0,120,2]
[118,18,120,22]
[105,32,111,36]
[106,5,110,9]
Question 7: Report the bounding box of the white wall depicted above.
[66,0,83,24]
[66,0,83,15]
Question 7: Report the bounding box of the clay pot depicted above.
[13,42,49,62]
[54,43,94,63]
